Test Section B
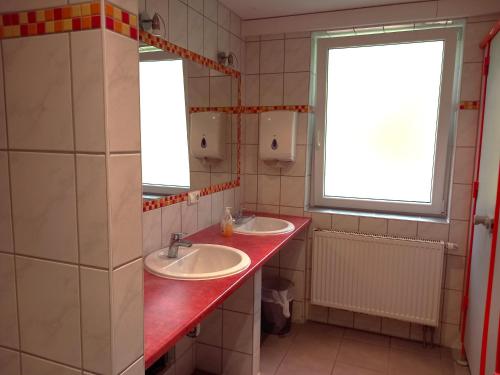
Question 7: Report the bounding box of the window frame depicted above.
[312,26,462,217]
[139,50,191,196]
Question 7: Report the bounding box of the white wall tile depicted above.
[109,0,137,14]
[460,62,482,100]
[244,113,259,144]
[176,345,194,375]
[224,274,258,314]
[331,214,359,232]
[281,144,306,176]
[3,34,73,151]
[311,212,331,230]
[146,0,169,40]
[354,312,381,333]
[230,11,241,36]
[280,176,304,207]
[257,175,280,205]
[0,347,20,375]
[80,267,111,374]
[112,259,144,374]
[108,154,143,267]
[203,18,218,61]
[222,310,254,354]
[417,222,449,241]
[71,30,106,152]
[243,144,258,174]
[328,308,354,328]
[0,0,65,12]
[16,257,81,366]
[196,343,222,374]
[10,152,78,263]
[464,21,495,63]
[453,147,475,184]
[445,255,466,291]
[448,220,469,256]
[284,38,311,72]
[359,217,388,235]
[210,76,231,106]
[203,0,218,22]
[279,239,306,271]
[22,354,81,375]
[456,110,478,147]
[188,77,209,107]
[218,4,230,30]
[244,75,260,106]
[197,194,212,230]
[442,289,461,324]
[381,318,410,339]
[188,0,203,13]
[450,184,472,220]
[279,269,305,300]
[104,31,140,152]
[181,201,198,235]
[188,7,204,54]
[244,174,258,204]
[260,40,284,73]
[161,203,182,247]
[0,253,19,349]
[169,0,188,49]
[284,72,310,105]
[77,155,109,267]
[259,73,283,105]
[387,219,418,238]
[198,308,222,346]
[440,323,460,349]
[245,42,260,74]
[143,208,162,255]
[0,152,13,253]
[211,191,224,224]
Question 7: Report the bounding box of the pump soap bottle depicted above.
[221,207,234,237]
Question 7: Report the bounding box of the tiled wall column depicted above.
[0,1,144,374]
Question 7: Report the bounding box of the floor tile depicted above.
[390,337,441,357]
[344,328,390,347]
[336,339,389,373]
[389,348,442,375]
[332,362,386,375]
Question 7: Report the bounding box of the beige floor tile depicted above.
[390,337,441,357]
[344,328,390,347]
[332,362,386,375]
[389,348,442,375]
[337,339,389,373]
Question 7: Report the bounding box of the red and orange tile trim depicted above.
[0,2,101,38]
[143,179,241,212]
[0,1,137,40]
[140,30,241,79]
[459,101,480,110]
[189,105,313,114]
[105,2,138,40]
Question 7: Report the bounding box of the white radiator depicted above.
[311,229,445,327]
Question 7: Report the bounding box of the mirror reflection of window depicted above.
[139,59,191,195]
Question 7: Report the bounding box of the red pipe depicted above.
[496,313,500,374]
[479,165,500,375]
[480,20,500,49]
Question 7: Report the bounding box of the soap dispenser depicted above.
[259,110,297,164]
[220,207,234,237]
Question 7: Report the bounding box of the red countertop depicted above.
[144,213,311,368]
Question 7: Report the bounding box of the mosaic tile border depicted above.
[140,30,241,79]
[0,2,101,38]
[105,2,138,40]
[143,179,240,212]
[241,105,313,113]
[189,105,314,114]
[459,101,480,110]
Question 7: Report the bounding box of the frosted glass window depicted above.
[324,41,444,203]
[139,59,190,191]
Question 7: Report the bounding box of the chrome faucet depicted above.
[233,209,255,225]
[167,232,192,258]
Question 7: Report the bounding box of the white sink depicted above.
[144,244,251,280]
[233,216,295,236]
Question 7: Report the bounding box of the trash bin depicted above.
[261,277,294,335]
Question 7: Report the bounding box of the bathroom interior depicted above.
[0,0,500,375]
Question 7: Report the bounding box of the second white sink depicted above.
[144,244,251,280]
[234,216,295,235]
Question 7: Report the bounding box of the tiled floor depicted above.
[260,322,471,375]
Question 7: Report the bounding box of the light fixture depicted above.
[217,51,238,67]
[139,11,166,37]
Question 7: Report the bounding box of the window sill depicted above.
[305,205,450,224]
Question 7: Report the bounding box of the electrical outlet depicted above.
[187,190,200,205]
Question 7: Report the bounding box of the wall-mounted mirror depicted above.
[138,37,240,203]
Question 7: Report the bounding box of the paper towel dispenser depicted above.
[259,111,297,162]
[190,112,226,162]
